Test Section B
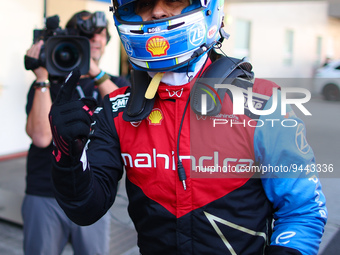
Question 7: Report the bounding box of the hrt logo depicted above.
[201,84,312,116]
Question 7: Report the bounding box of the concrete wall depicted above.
[223,1,340,79]
[0,0,43,156]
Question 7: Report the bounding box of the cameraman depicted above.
[22,10,130,255]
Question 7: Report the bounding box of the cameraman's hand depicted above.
[49,68,97,167]
[25,40,48,81]
[87,58,119,97]
[88,58,101,78]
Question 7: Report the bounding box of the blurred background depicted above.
[0,0,339,254]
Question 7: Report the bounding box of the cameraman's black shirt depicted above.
[25,75,130,197]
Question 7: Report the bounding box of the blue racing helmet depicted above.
[110,0,225,72]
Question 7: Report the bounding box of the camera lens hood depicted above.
[44,36,90,77]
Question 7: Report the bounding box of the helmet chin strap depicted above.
[145,72,165,99]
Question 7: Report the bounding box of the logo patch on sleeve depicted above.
[110,93,130,112]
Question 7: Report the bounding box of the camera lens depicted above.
[52,42,81,71]
[45,36,90,76]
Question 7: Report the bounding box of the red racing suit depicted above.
[52,60,327,255]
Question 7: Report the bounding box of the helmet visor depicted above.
[115,0,203,23]
[114,0,135,7]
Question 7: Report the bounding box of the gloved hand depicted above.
[49,68,97,167]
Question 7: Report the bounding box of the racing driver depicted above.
[49,0,327,254]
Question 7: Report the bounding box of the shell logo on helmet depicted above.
[146,36,170,57]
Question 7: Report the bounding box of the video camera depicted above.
[26,12,107,77]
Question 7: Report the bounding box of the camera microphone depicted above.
[46,15,60,30]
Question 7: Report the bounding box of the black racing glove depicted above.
[49,68,97,167]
